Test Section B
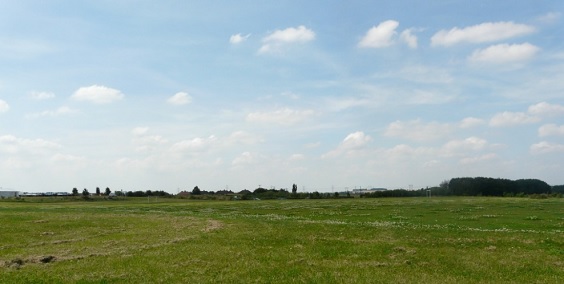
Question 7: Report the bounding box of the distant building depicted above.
[0,191,20,198]
[351,188,387,194]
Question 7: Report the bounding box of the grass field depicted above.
[0,197,562,283]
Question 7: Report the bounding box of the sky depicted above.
[1,1,564,193]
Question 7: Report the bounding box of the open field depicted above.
[1,197,562,283]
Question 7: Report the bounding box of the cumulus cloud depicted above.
[400,29,418,49]
[30,91,55,100]
[384,119,453,141]
[323,131,371,158]
[358,20,399,48]
[71,85,124,104]
[0,99,9,113]
[167,92,192,105]
[246,108,315,126]
[468,43,539,64]
[259,25,315,53]
[538,124,564,137]
[442,137,488,155]
[528,102,564,116]
[489,102,563,128]
[431,21,535,46]
[489,111,540,127]
[530,141,564,154]
[230,33,250,44]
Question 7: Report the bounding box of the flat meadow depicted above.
[0,197,562,283]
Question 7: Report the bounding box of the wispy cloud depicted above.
[530,141,564,154]
[30,91,55,100]
[468,43,539,64]
[384,119,453,141]
[489,111,540,127]
[0,99,9,113]
[246,108,315,126]
[431,21,535,46]
[230,33,250,44]
[167,92,192,105]
[259,25,315,54]
[26,106,77,118]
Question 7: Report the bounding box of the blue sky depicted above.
[1,1,564,193]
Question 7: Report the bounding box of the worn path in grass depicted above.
[0,197,562,283]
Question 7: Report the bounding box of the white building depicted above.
[0,191,20,198]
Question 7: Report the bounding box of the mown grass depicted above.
[0,197,562,283]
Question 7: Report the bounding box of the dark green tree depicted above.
[72,188,78,196]
[96,187,101,196]
[82,188,89,197]
[105,187,111,195]
[192,186,201,195]
[292,183,297,194]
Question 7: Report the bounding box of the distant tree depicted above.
[254,187,267,194]
[292,184,297,194]
[82,188,90,197]
[95,187,101,196]
[192,186,201,195]
[105,187,111,195]
[72,188,79,196]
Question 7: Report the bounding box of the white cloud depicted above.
[71,85,124,104]
[167,92,192,105]
[0,99,9,113]
[468,43,539,64]
[431,21,535,46]
[537,12,561,24]
[170,135,217,153]
[259,25,315,53]
[459,153,497,165]
[30,91,55,100]
[289,154,305,161]
[232,151,258,166]
[528,102,564,116]
[230,33,250,44]
[358,20,399,48]
[400,29,417,49]
[442,137,488,156]
[246,108,315,126]
[225,131,263,145]
[384,119,453,141]
[538,124,564,137]
[323,131,372,158]
[0,135,61,154]
[26,106,76,118]
[51,153,86,163]
[489,111,540,127]
[459,117,485,128]
[530,141,564,154]
[132,127,149,136]
[407,89,454,105]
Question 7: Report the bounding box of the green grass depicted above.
[0,197,562,283]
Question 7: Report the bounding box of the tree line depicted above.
[363,177,557,198]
